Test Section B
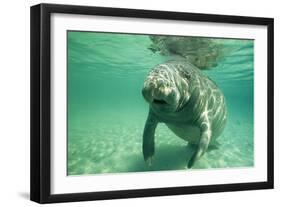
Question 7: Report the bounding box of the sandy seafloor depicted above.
[67,32,254,175]
[68,107,253,175]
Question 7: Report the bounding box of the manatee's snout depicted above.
[142,78,176,105]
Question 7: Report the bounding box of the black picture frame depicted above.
[30,3,274,204]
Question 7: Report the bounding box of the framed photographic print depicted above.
[30,3,274,203]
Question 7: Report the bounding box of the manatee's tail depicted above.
[148,35,225,70]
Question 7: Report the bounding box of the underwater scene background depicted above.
[67,31,254,175]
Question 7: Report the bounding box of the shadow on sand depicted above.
[127,143,196,172]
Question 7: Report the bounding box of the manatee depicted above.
[142,61,227,168]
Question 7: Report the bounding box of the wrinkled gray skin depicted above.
[142,61,227,168]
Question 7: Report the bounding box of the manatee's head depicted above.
[142,63,191,113]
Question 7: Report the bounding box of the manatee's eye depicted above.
[177,65,191,81]
[182,71,191,81]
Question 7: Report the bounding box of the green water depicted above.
[67,32,254,175]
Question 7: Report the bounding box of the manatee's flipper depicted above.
[188,122,212,168]
[143,110,158,166]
